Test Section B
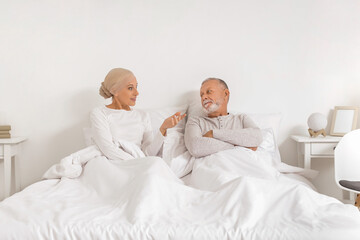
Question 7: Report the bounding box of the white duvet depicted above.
[1,145,360,240]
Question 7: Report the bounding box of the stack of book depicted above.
[0,125,11,138]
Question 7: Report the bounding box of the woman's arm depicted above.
[90,108,134,160]
[141,112,165,156]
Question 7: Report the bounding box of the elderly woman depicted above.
[91,68,186,161]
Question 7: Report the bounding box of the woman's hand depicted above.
[160,112,186,136]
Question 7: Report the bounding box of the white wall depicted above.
[1,0,359,200]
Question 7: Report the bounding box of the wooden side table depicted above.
[0,137,27,199]
[291,135,342,169]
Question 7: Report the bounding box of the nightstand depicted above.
[291,135,342,169]
[0,136,27,199]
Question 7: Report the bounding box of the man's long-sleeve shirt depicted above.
[184,113,263,158]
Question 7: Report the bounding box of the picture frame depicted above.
[330,106,358,136]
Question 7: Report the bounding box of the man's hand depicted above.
[203,130,213,138]
[246,147,257,151]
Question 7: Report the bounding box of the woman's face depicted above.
[113,75,139,108]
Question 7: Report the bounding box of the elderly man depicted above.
[184,78,263,158]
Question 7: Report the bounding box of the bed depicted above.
[0,103,360,240]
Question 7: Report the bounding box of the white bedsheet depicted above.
[1,146,360,240]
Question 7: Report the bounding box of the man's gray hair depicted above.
[201,77,229,90]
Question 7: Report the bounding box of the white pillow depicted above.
[258,128,281,165]
[162,129,194,178]
[245,113,282,142]
[163,129,187,161]
[187,100,206,119]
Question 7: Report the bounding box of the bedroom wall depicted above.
[1,0,359,200]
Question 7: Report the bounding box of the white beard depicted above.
[202,100,223,114]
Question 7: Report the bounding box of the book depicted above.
[0,133,11,138]
[0,125,11,131]
[0,130,10,134]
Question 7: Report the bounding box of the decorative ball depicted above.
[307,113,327,131]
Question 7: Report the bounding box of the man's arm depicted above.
[212,115,263,147]
[184,117,234,158]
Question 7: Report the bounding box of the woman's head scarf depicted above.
[99,68,135,99]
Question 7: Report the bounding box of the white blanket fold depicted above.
[42,145,102,179]
[43,140,146,179]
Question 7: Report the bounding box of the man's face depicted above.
[200,80,228,114]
